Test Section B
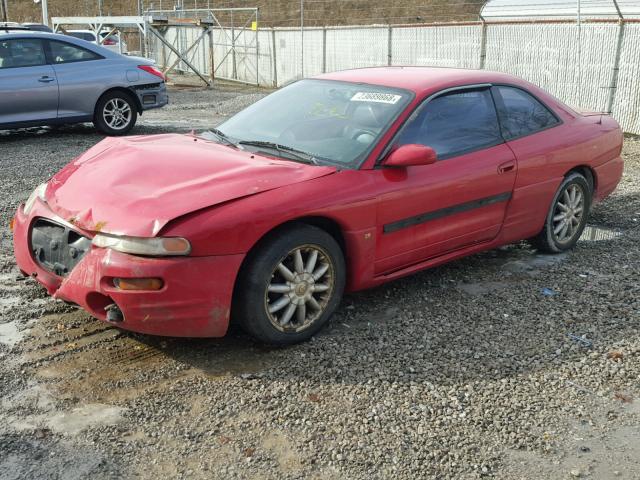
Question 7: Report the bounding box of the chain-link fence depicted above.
[144,16,640,135]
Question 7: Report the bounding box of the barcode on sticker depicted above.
[351,92,402,104]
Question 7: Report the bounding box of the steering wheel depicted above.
[350,128,377,144]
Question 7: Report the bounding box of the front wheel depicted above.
[531,172,592,253]
[94,91,138,136]
[233,224,345,345]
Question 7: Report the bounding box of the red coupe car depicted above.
[13,67,623,344]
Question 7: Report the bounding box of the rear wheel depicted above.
[531,172,592,253]
[233,224,345,345]
[94,91,138,136]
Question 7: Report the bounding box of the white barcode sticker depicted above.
[351,92,402,104]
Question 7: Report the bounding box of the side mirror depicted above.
[385,144,437,168]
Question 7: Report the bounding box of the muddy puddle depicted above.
[0,321,25,347]
[579,225,623,242]
[22,310,280,404]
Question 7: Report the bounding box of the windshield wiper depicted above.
[238,140,319,165]
[200,129,237,148]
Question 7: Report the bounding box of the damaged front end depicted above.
[12,192,244,338]
[12,133,335,337]
[31,218,92,277]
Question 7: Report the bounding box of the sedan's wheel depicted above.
[266,245,334,333]
[234,224,345,345]
[94,91,138,136]
[531,172,592,253]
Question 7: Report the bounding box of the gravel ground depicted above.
[1,85,639,480]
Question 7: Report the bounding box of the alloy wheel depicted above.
[265,245,335,333]
[552,183,585,243]
[103,98,132,130]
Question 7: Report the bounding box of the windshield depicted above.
[216,79,412,168]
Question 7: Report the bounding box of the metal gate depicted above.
[146,7,259,86]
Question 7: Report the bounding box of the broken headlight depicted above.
[92,234,191,256]
[23,183,48,215]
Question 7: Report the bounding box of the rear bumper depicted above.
[133,82,168,112]
[13,199,243,338]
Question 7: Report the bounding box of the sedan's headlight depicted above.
[23,183,48,215]
[92,234,191,256]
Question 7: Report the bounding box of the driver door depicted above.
[0,38,58,125]
[375,87,517,274]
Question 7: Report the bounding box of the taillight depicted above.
[138,65,166,81]
[103,38,116,45]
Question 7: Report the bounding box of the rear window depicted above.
[67,32,96,42]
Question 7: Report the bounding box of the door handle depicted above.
[38,76,55,83]
[498,161,515,174]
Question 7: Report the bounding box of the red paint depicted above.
[385,144,437,167]
[45,134,335,236]
[13,67,624,337]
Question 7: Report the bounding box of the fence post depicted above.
[255,9,260,87]
[231,11,237,80]
[606,17,626,113]
[387,25,393,66]
[322,27,327,73]
[208,27,215,86]
[479,21,488,69]
[271,28,278,87]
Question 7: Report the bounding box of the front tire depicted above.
[531,172,592,253]
[94,91,138,136]
[233,224,345,345]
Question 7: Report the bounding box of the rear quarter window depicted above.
[494,86,560,140]
[48,40,102,64]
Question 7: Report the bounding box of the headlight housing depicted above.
[23,183,48,215]
[92,234,191,256]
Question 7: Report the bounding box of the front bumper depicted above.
[12,199,244,338]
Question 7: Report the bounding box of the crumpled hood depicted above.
[45,134,336,236]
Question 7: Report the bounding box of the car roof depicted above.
[0,30,98,44]
[0,30,60,39]
[317,66,530,95]
[0,30,123,58]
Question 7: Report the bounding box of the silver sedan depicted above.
[0,30,168,135]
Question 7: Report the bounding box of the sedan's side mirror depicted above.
[385,144,437,168]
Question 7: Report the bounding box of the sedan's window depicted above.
[216,79,412,168]
[0,39,46,69]
[494,86,559,140]
[49,40,102,64]
[395,89,502,159]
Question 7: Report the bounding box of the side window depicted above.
[0,39,46,69]
[48,40,102,64]
[395,89,502,159]
[494,86,559,140]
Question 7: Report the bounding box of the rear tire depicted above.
[531,172,592,253]
[233,224,345,345]
[94,91,138,136]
